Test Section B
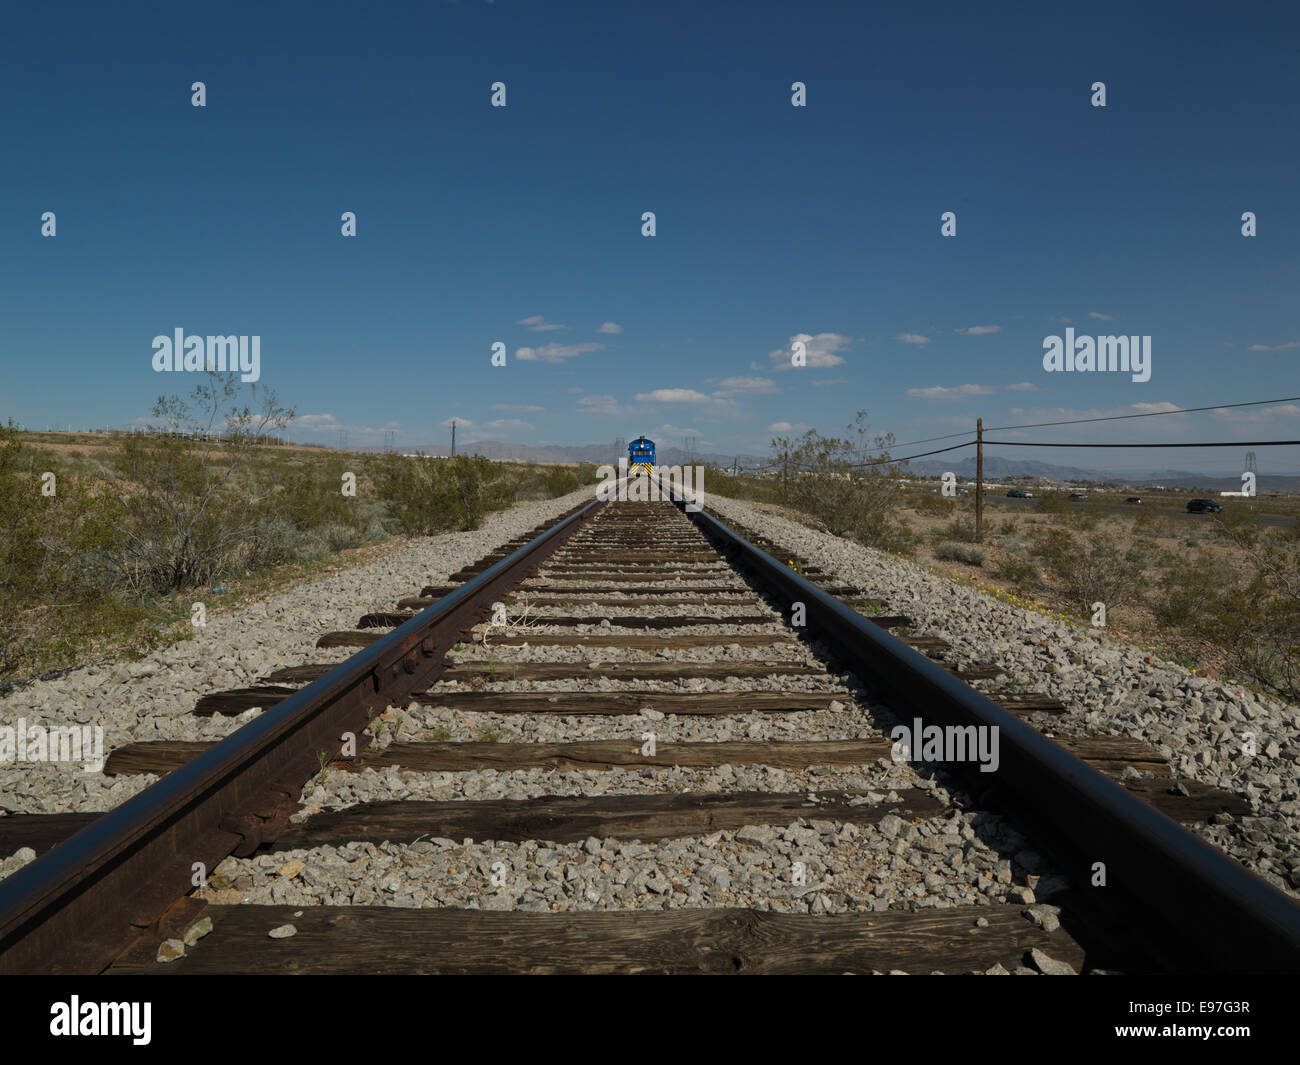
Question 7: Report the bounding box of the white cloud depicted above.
[713,376,779,397]
[578,394,628,416]
[1247,340,1300,351]
[1131,402,1183,414]
[597,321,623,334]
[1088,310,1114,321]
[1005,381,1041,392]
[516,342,604,363]
[290,413,404,442]
[955,325,1001,335]
[490,403,545,413]
[896,333,932,345]
[635,388,712,404]
[439,417,473,428]
[1211,403,1300,423]
[766,332,851,371]
[517,315,567,332]
[480,418,534,435]
[906,384,996,399]
[654,423,701,436]
[297,413,342,428]
[632,388,743,417]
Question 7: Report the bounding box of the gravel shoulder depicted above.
[0,486,597,820]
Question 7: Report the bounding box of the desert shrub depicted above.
[374,453,515,534]
[1029,527,1147,615]
[1152,556,1235,628]
[1162,526,1300,701]
[934,541,985,566]
[103,373,294,594]
[913,491,956,516]
[936,519,979,544]
[274,455,372,537]
[860,511,916,555]
[771,411,913,552]
[0,422,145,681]
[995,555,1038,589]
[1032,493,1072,516]
[701,468,784,506]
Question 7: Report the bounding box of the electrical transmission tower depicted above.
[1245,450,1257,473]
[384,430,396,452]
[615,437,626,462]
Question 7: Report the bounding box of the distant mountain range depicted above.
[350,440,762,469]
[908,455,1300,491]
[338,440,1300,491]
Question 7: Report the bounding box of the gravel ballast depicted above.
[700,494,1300,897]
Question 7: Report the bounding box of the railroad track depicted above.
[1,485,1298,974]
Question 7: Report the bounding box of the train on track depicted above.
[627,435,655,475]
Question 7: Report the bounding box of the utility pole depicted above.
[975,417,984,542]
[732,457,738,478]
[451,420,457,457]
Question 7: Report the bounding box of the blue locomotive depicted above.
[628,436,655,475]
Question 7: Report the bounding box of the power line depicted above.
[985,395,1300,433]
[731,397,1300,474]
[877,393,1300,450]
[983,438,1300,449]
[875,428,981,449]
[851,440,975,466]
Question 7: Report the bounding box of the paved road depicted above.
[986,496,1295,527]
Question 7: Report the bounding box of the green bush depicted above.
[934,541,986,566]
[936,519,979,543]
[1152,556,1233,628]
[1029,527,1147,615]
[0,422,147,682]
[770,411,914,552]
[104,374,294,594]
[995,555,1038,589]
[913,491,956,516]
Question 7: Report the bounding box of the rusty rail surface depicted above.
[0,498,603,974]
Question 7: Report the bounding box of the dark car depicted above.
[1068,493,1086,501]
[1006,489,1033,498]
[1125,496,1142,504]
[1186,498,1223,513]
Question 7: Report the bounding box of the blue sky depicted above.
[2,1,1298,473]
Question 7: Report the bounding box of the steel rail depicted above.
[0,497,603,974]
[662,483,1300,972]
